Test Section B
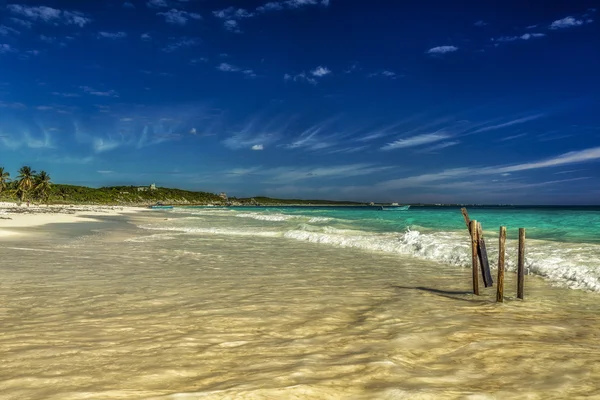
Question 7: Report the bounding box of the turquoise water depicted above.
[141,205,600,292]
[223,206,600,244]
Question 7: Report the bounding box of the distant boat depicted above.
[380,205,410,211]
[149,202,173,209]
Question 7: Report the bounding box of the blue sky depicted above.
[1,0,599,204]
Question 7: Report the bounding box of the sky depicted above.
[1,0,599,204]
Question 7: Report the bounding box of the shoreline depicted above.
[0,201,143,238]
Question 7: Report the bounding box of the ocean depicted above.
[2,206,600,399]
[148,205,600,292]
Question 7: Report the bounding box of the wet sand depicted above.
[1,212,600,399]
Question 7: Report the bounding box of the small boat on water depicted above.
[149,202,174,209]
[380,205,410,211]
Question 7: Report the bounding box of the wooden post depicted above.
[497,226,506,302]
[476,222,493,287]
[517,228,526,299]
[470,220,479,295]
[461,208,493,287]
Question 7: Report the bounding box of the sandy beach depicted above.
[1,206,600,399]
[0,202,142,238]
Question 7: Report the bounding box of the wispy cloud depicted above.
[97,31,127,39]
[263,163,392,184]
[0,25,20,36]
[7,4,92,27]
[123,2,135,9]
[80,86,120,98]
[213,7,254,19]
[549,16,591,29]
[493,33,545,42]
[0,44,15,54]
[256,0,330,13]
[474,20,487,27]
[157,9,202,25]
[311,66,331,77]
[417,140,460,153]
[367,70,397,79]
[497,133,527,141]
[284,65,331,84]
[426,45,458,54]
[10,18,32,28]
[381,131,452,150]
[252,144,264,150]
[52,92,81,98]
[162,37,199,52]
[147,0,168,8]
[378,146,600,190]
[141,33,152,41]
[216,63,256,77]
[213,1,329,31]
[469,114,545,134]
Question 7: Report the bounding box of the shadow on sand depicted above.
[392,285,481,302]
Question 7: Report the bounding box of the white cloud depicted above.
[426,45,458,54]
[311,65,331,77]
[52,92,80,97]
[123,2,135,8]
[190,128,197,134]
[224,20,241,33]
[381,132,452,150]
[252,144,264,150]
[157,9,202,25]
[470,114,545,134]
[80,86,120,97]
[213,7,254,19]
[39,34,56,43]
[162,37,199,52]
[474,20,487,27]
[97,31,127,39]
[217,62,239,72]
[285,66,331,84]
[549,16,587,29]
[378,146,600,190]
[0,25,20,36]
[93,138,121,153]
[368,70,397,79]
[256,0,329,13]
[265,164,392,183]
[0,44,15,54]
[7,4,92,27]
[493,33,545,42]
[141,33,152,41]
[10,18,33,28]
[147,0,168,8]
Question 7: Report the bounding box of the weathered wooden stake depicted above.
[461,208,493,287]
[476,222,493,287]
[497,226,506,303]
[517,228,526,299]
[470,220,479,295]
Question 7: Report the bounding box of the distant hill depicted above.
[0,183,365,206]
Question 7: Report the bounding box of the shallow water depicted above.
[1,212,600,399]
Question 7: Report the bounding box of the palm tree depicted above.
[16,166,36,202]
[35,170,52,203]
[0,167,10,196]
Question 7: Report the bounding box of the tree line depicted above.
[0,166,52,203]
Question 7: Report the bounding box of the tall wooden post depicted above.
[517,228,526,299]
[461,208,493,287]
[497,226,506,302]
[476,222,493,287]
[470,220,479,295]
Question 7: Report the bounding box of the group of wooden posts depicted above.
[461,208,526,302]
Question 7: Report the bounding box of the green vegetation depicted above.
[0,165,365,206]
